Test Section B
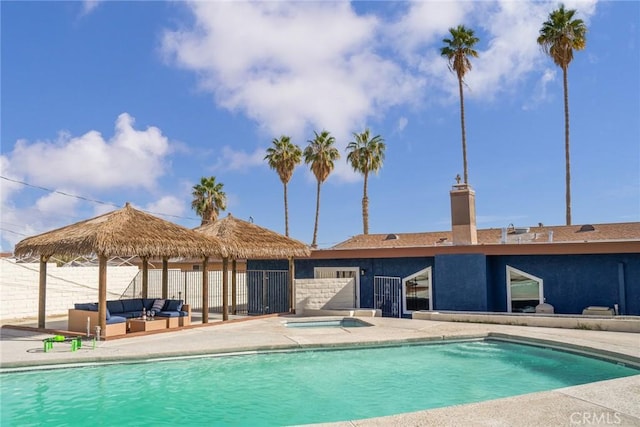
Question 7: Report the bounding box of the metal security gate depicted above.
[247,270,289,315]
[374,276,401,318]
[122,269,249,315]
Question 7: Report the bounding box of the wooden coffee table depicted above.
[129,318,167,333]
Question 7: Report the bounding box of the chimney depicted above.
[450,183,478,245]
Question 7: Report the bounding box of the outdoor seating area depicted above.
[68,298,191,337]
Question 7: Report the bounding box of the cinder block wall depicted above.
[0,259,139,321]
[295,278,355,313]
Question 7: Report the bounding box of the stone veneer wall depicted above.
[0,258,139,321]
[295,278,355,314]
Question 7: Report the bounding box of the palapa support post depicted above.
[231,259,237,315]
[202,256,209,324]
[222,257,229,321]
[38,255,50,329]
[288,257,296,313]
[98,254,107,339]
[162,256,169,299]
[142,256,149,299]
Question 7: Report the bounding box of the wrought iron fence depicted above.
[373,276,402,318]
[121,269,289,315]
[246,270,289,314]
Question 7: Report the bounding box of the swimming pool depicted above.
[1,339,637,426]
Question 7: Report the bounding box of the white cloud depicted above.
[396,117,409,133]
[162,1,421,180]
[34,191,80,218]
[390,1,473,57]
[143,196,188,221]
[80,0,102,17]
[0,113,178,250]
[523,68,557,111]
[4,113,170,191]
[214,146,267,173]
[162,0,601,182]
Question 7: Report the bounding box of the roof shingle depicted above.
[331,222,640,250]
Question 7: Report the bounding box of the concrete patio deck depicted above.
[1,315,639,426]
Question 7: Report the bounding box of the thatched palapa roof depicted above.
[194,213,311,259]
[14,202,225,258]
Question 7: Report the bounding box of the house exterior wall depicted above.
[434,254,488,311]
[248,258,433,310]
[248,252,640,316]
[488,253,640,315]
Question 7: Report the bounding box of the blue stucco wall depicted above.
[247,259,289,271]
[249,252,640,316]
[293,257,433,309]
[434,254,488,311]
[488,253,640,315]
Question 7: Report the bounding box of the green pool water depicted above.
[1,340,637,426]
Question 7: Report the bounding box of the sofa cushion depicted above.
[143,298,155,310]
[75,303,98,311]
[120,311,139,319]
[163,299,183,312]
[121,299,144,312]
[106,315,126,325]
[156,311,181,318]
[152,299,165,312]
[106,300,124,314]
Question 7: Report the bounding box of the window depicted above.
[506,266,543,313]
[402,267,432,314]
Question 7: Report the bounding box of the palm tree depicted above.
[303,130,340,248]
[538,4,587,226]
[191,176,227,225]
[440,24,479,185]
[265,135,302,237]
[346,129,386,235]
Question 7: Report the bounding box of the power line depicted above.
[0,175,201,222]
[0,228,28,237]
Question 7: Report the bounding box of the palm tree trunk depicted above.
[563,65,572,226]
[362,171,369,234]
[283,182,289,237]
[458,76,469,184]
[311,180,321,248]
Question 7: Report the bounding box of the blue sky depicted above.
[1,0,639,251]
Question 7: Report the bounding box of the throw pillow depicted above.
[152,299,165,312]
[164,299,183,311]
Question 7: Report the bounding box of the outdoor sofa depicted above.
[68,298,191,337]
